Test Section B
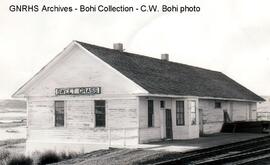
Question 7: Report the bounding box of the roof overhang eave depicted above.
[135,93,263,102]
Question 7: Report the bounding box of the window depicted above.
[148,100,154,127]
[160,100,165,108]
[215,101,221,108]
[190,101,196,125]
[176,101,184,125]
[55,101,64,127]
[95,100,106,127]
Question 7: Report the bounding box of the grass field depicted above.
[0,108,26,142]
[0,100,27,157]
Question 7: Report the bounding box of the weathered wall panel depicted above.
[198,100,225,134]
[172,99,199,139]
[138,97,199,143]
[66,100,94,128]
[138,97,161,143]
[28,101,54,128]
[139,127,161,143]
[27,44,147,97]
[26,98,139,154]
[230,102,256,121]
[107,99,137,128]
[199,99,257,134]
[26,127,139,154]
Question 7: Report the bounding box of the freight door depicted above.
[165,109,173,139]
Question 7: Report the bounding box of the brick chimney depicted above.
[161,54,169,61]
[113,43,124,52]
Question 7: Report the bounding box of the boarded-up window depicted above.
[148,100,154,127]
[190,101,196,125]
[55,101,64,127]
[176,101,184,125]
[95,100,106,127]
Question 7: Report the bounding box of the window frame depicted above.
[54,100,65,127]
[215,101,222,109]
[176,100,185,126]
[94,100,106,127]
[160,100,165,108]
[148,100,154,127]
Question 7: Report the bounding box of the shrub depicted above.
[0,150,10,165]
[7,155,33,165]
[59,151,79,160]
[38,151,60,165]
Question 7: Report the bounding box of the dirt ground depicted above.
[53,148,181,165]
[137,133,268,152]
[52,133,269,165]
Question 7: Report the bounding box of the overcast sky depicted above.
[0,0,270,99]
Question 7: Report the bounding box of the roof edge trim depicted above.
[136,94,264,102]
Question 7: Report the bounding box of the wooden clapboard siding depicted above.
[138,97,200,142]
[107,99,137,128]
[24,43,145,153]
[27,44,147,97]
[28,128,108,143]
[138,97,162,143]
[139,127,161,143]
[66,100,94,128]
[28,100,54,128]
[232,101,253,121]
[27,98,139,153]
[250,103,257,119]
[199,99,257,134]
[199,99,229,134]
[138,97,149,129]
[138,97,163,128]
[172,99,199,140]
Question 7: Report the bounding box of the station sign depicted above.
[55,87,101,96]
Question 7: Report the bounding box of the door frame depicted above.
[165,109,173,139]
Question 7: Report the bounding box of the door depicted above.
[199,109,204,136]
[165,109,173,139]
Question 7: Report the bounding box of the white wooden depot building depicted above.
[13,41,264,154]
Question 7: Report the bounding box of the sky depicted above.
[0,0,270,99]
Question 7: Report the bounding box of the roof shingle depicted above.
[78,41,264,102]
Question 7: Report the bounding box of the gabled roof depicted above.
[77,41,264,102]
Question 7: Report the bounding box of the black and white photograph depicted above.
[1,0,270,164]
